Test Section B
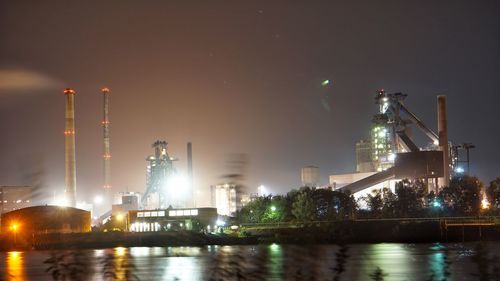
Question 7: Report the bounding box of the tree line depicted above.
[235,176,500,223]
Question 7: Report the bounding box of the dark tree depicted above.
[365,190,384,218]
[440,176,483,216]
[292,191,315,222]
[393,179,425,217]
[486,178,500,211]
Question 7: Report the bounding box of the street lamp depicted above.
[10,224,19,246]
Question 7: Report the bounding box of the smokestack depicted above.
[438,95,450,188]
[64,88,77,207]
[187,142,194,206]
[102,88,111,201]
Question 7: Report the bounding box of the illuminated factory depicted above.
[211,183,250,216]
[142,141,192,210]
[330,90,470,198]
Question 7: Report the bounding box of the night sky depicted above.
[0,1,499,207]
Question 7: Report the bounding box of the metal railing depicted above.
[239,216,500,228]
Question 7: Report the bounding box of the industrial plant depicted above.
[330,90,471,199]
[0,87,479,238]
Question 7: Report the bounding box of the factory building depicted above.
[0,186,33,214]
[112,192,141,216]
[211,183,249,216]
[1,206,91,234]
[371,114,397,172]
[332,90,455,196]
[128,207,217,232]
[355,140,374,173]
[301,166,320,187]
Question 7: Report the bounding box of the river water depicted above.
[1,243,498,280]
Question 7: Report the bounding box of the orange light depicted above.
[102,87,110,93]
[10,224,18,232]
[63,88,76,95]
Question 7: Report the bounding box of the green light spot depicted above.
[321,79,330,86]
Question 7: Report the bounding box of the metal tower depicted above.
[142,141,176,209]
[64,88,77,207]
[102,88,111,200]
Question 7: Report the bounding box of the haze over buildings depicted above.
[0,1,499,207]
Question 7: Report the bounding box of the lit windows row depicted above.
[2,200,30,204]
[130,222,161,232]
[169,209,198,217]
[137,211,166,218]
[136,209,199,218]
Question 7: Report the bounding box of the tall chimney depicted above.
[187,142,194,207]
[64,88,77,207]
[438,95,450,188]
[102,88,111,202]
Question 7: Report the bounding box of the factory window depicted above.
[190,209,198,216]
[158,211,165,216]
[176,210,184,216]
[169,210,176,217]
[151,211,158,217]
[183,210,191,216]
[144,212,151,217]
[137,212,144,217]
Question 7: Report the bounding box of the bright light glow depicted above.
[115,247,126,257]
[433,140,439,146]
[7,251,24,280]
[388,153,396,161]
[382,102,389,113]
[432,200,441,208]
[10,224,18,232]
[51,196,69,207]
[481,196,490,210]
[216,219,225,226]
[258,185,268,196]
[321,79,330,86]
[270,206,277,212]
[455,167,465,174]
[166,174,189,203]
[116,214,125,221]
[94,195,103,204]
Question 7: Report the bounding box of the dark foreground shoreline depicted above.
[1,219,499,251]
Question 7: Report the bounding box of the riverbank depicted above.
[1,218,499,251]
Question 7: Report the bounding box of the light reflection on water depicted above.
[0,243,498,280]
[6,251,25,280]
